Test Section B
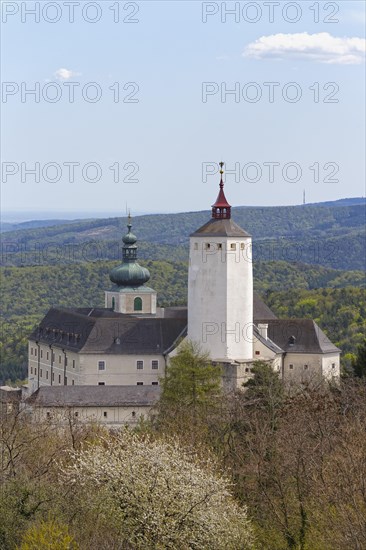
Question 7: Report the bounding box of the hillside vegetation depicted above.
[2,202,365,270]
[1,259,365,383]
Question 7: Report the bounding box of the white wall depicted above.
[188,237,253,361]
[28,341,165,389]
[30,405,154,427]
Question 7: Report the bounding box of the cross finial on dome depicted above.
[211,161,231,219]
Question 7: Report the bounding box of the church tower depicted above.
[187,164,253,360]
[105,216,157,314]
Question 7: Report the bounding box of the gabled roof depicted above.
[29,308,187,355]
[253,325,283,354]
[26,385,161,407]
[190,218,251,238]
[256,318,340,354]
[253,293,277,321]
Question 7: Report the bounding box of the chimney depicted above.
[258,323,268,340]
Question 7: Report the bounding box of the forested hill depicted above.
[1,201,365,270]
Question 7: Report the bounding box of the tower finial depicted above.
[211,162,231,220]
[219,162,224,188]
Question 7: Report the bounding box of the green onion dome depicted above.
[109,219,150,287]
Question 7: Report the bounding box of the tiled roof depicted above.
[26,385,161,407]
[29,308,187,355]
[256,318,340,354]
[190,218,251,238]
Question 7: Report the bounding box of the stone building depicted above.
[25,168,341,423]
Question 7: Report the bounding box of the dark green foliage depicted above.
[2,202,365,269]
[266,287,366,358]
[352,339,366,378]
[1,257,365,382]
[160,341,222,409]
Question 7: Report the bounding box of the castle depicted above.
[24,169,340,425]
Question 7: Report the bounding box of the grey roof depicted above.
[256,319,340,354]
[253,293,277,321]
[26,385,161,408]
[29,308,187,355]
[253,325,283,354]
[190,218,251,238]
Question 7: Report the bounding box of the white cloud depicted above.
[54,68,81,80]
[243,32,365,65]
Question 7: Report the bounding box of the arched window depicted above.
[111,297,115,310]
[134,297,142,311]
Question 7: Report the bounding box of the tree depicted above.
[19,518,79,549]
[352,338,366,377]
[244,361,284,429]
[61,430,255,549]
[158,341,222,434]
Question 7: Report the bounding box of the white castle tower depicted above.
[187,163,253,361]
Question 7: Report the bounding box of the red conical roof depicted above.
[212,178,231,209]
[211,168,231,219]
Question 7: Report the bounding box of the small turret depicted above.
[105,214,157,315]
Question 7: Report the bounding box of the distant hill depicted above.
[304,197,365,207]
[0,218,86,233]
[1,200,365,270]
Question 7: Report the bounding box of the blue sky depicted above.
[1,0,365,216]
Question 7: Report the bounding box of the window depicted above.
[72,380,75,385]
[134,297,142,311]
[35,348,37,357]
[58,375,61,383]
[35,368,37,375]
[74,412,78,417]
[205,243,211,250]
[98,361,105,371]
[132,411,136,417]
[46,371,49,380]
[65,377,67,385]
[137,360,143,370]
[103,411,108,418]
[240,243,245,250]
[137,382,143,385]
[40,350,43,358]
[59,355,61,364]
[230,243,236,250]
[72,359,75,368]
[46,412,51,419]
[152,360,159,370]
[289,364,294,370]
[52,373,54,382]
[30,367,33,374]
[255,351,260,355]
[304,364,308,370]
[217,243,222,250]
[245,367,250,373]
[112,297,115,309]
[332,363,336,369]
[65,357,68,367]
[40,369,43,378]
[98,382,105,386]
[31,348,33,355]
[152,382,158,386]
[46,351,49,360]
